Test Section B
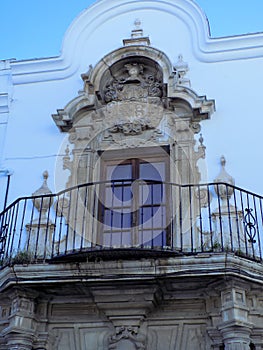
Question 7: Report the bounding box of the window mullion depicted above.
[131,159,140,245]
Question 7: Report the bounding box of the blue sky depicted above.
[1,0,263,60]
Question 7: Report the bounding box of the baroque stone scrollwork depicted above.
[109,326,146,350]
[109,116,153,136]
[103,62,163,103]
[195,187,212,208]
[52,36,215,192]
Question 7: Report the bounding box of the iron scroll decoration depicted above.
[244,208,257,244]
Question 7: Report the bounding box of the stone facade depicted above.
[1,1,263,349]
[0,255,262,349]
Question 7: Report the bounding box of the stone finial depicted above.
[43,170,48,181]
[214,156,235,204]
[174,54,188,72]
[63,145,71,171]
[196,133,206,160]
[32,171,53,218]
[132,19,143,38]
[214,156,235,185]
[33,171,52,196]
[123,19,150,46]
[199,133,204,146]
[173,54,190,87]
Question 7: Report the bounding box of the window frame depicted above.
[98,146,171,248]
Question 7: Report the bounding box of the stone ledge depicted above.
[0,253,262,292]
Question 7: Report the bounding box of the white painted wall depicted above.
[1,0,263,209]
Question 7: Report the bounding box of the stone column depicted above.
[219,325,252,350]
[250,329,263,349]
[218,284,253,350]
[3,288,38,350]
[207,328,224,350]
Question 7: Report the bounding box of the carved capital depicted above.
[5,334,35,350]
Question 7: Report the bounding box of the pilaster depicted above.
[0,59,13,166]
[2,288,38,350]
[218,283,253,350]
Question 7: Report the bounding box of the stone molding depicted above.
[52,43,215,191]
[5,0,263,85]
[51,44,215,180]
[0,254,262,349]
[1,253,262,290]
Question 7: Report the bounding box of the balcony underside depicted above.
[48,247,184,263]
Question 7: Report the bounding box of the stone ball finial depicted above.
[43,170,49,181]
[32,170,53,217]
[199,133,204,146]
[173,54,188,72]
[134,18,142,29]
[214,156,235,203]
[220,155,226,167]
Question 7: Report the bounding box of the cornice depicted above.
[0,253,262,292]
[6,0,263,85]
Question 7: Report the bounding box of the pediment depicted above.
[52,43,215,133]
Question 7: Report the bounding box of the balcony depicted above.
[0,177,262,269]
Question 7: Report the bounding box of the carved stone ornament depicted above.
[123,19,151,46]
[63,145,71,170]
[32,171,53,219]
[195,187,212,208]
[109,116,153,136]
[103,63,163,103]
[195,133,206,161]
[109,326,145,350]
[173,54,190,87]
[104,101,163,125]
[214,156,235,203]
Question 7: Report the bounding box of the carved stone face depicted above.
[126,64,140,78]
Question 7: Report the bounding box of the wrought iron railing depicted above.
[0,180,262,268]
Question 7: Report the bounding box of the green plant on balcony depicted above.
[11,250,34,265]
